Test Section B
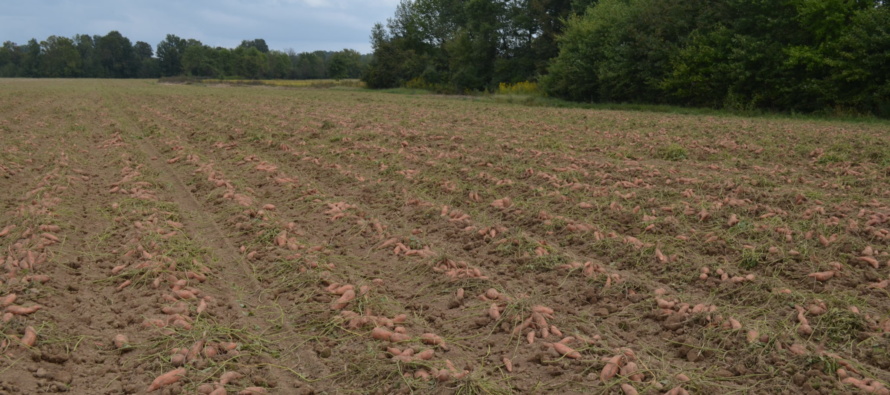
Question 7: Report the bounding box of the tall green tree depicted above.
[40,36,82,77]
[73,34,100,76]
[233,47,267,79]
[21,39,42,77]
[239,39,269,53]
[182,42,221,77]
[821,4,890,115]
[0,41,22,77]
[96,31,136,77]
[293,51,327,79]
[328,49,363,79]
[133,41,159,78]
[364,0,598,90]
[156,34,187,76]
[266,51,291,79]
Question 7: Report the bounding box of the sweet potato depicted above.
[113,334,129,349]
[389,333,411,342]
[146,368,186,392]
[416,349,435,360]
[220,342,239,351]
[655,248,667,263]
[746,330,759,343]
[0,225,14,237]
[331,289,356,310]
[512,317,533,336]
[371,327,393,341]
[6,304,41,315]
[203,346,218,358]
[664,386,690,395]
[40,224,61,232]
[197,298,208,314]
[553,343,581,359]
[219,371,243,385]
[21,326,37,347]
[186,271,207,282]
[656,298,675,309]
[620,384,639,395]
[117,279,132,291]
[788,343,807,355]
[0,294,17,307]
[488,303,501,320]
[173,289,198,299]
[491,197,512,209]
[620,362,639,379]
[727,214,739,226]
[858,256,880,269]
[728,318,742,330]
[420,333,444,346]
[239,387,268,394]
[170,353,186,367]
[162,302,188,315]
[600,355,622,381]
[503,357,513,372]
[798,323,813,336]
[808,271,835,281]
[187,340,205,362]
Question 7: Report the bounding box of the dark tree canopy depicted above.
[542,0,890,115]
[362,0,890,116]
[362,0,594,91]
[239,39,269,53]
[0,31,370,81]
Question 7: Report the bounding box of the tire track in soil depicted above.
[123,105,588,392]
[118,92,661,392]
[122,96,509,392]
[125,94,718,393]
[100,92,328,392]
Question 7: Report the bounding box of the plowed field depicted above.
[1,79,889,395]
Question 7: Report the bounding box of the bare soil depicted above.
[1,79,889,395]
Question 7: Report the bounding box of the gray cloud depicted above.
[1,0,400,53]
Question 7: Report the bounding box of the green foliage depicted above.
[156,34,187,77]
[0,32,370,81]
[497,81,540,96]
[363,0,592,92]
[328,49,364,80]
[40,36,82,77]
[817,309,866,345]
[238,39,269,53]
[544,0,711,103]
[541,0,890,117]
[404,77,452,93]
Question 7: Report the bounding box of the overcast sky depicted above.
[0,0,401,54]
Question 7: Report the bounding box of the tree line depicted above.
[363,0,890,116]
[0,32,370,80]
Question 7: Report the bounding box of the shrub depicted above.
[497,81,541,96]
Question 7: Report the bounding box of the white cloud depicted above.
[0,0,397,53]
